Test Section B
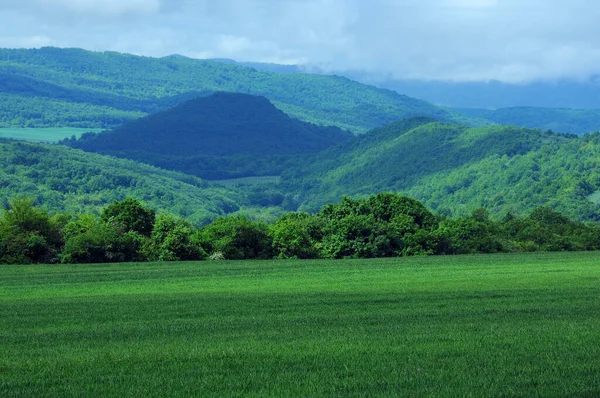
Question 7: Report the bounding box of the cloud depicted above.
[0,0,599,83]
[41,0,160,15]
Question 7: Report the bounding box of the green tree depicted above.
[61,220,145,264]
[0,197,62,264]
[101,198,155,237]
[272,212,324,259]
[199,216,273,260]
[145,213,206,261]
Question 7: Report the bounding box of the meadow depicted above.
[1,252,599,397]
[0,128,102,143]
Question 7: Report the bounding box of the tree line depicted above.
[2,193,599,265]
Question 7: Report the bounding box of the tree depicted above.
[61,220,145,264]
[272,212,324,259]
[0,197,62,264]
[101,198,155,237]
[198,216,273,260]
[144,213,206,261]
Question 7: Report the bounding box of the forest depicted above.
[0,47,467,133]
[3,47,600,260]
[2,193,599,265]
[3,48,600,135]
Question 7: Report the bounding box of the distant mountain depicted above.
[214,60,600,135]
[350,76,600,110]
[0,47,479,132]
[65,92,353,179]
[208,60,600,109]
[458,107,600,135]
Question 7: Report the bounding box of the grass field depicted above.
[0,128,102,142]
[1,252,599,397]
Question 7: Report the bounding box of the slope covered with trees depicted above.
[288,118,579,216]
[65,92,353,179]
[0,47,479,132]
[0,139,265,225]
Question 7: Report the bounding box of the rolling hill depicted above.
[284,118,600,221]
[219,60,600,135]
[0,47,480,132]
[0,139,273,225]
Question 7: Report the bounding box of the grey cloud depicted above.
[1,0,599,82]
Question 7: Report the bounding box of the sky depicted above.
[0,0,598,83]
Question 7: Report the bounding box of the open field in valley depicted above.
[1,252,599,396]
[0,128,102,143]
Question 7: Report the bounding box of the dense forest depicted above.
[280,118,600,221]
[2,193,598,265]
[0,47,474,132]
[0,138,293,225]
[6,115,600,225]
[3,46,600,245]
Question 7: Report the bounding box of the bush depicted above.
[271,212,323,259]
[0,197,62,263]
[199,216,273,260]
[61,220,146,263]
[144,213,206,261]
[101,198,155,237]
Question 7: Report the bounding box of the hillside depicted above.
[65,92,353,179]
[0,47,479,132]
[286,118,600,220]
[0,139,270,224]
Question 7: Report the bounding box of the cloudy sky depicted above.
[0,0,598,83]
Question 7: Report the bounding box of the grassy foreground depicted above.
[1,253,599,397]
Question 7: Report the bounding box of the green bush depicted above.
[144,213,206,261]
[199,216,273,260]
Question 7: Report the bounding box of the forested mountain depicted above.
[0,139,275,225]
[285,118,600,221]
[217,60,600,135]
[0,47,479,132]
[64,92,352,179]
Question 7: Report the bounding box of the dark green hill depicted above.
[459,107,600,135]
[0,47,479,132]
[0,139,264,225]
[65,92,353,179]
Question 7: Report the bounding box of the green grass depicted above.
[0,128,102,142]
[1,252,599,397]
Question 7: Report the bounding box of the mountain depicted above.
[0,47,479,132]
[285,118,600,221]
[65,92,353,179]
[0,139,264,225]
[347,76,600,110]
[214,60,600,135]
[458,107,600,135]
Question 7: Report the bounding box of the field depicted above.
[0,128,102,142]
[1,252,599,397]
